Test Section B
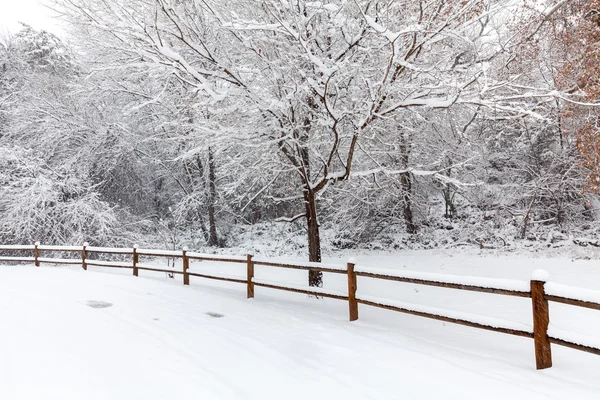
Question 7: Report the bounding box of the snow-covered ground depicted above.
[1,250,600,399]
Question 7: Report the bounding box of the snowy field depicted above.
[2,250,600,399]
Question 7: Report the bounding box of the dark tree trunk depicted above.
[304,187,322,287]
[443,185,456,219]
[297,104,323,286]
[153,176,165,217]
[521,191,537,239]
[197,211,210,243]
[207,147,219,247]
[442,157,456,219]
[399,131,417,234]
[185,112,211,242]
[401,172,418,234]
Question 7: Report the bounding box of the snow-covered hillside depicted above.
[1,251,600,399]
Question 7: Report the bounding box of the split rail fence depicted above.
[1,242,599,370]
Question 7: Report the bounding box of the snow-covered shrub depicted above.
[0,146,119,245]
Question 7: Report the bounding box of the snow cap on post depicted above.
[247,250,254,257]
[34,241,40,246]
[532,269,550,282]
[83,242,89,247]
[182,246,188,252]
[133,244,138,249]
[347,257,357,265]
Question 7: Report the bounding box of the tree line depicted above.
[0,0,598,285]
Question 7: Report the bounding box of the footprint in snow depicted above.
[86,300,113,309]
[206,312,224,318]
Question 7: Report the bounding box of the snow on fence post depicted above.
[347,258,358,321]
[247,252,254,299]
[132,245,139,277]
[182,247,189,286]
[531,269,552,370]
[82,242,88,271]
[34,242,40,267]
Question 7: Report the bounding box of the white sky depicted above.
[0,0,63,35]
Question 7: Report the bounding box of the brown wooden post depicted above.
[34,242,40,267]
[347,258,358,321]
[531,271,552,370]
[82,242,88,271]
[182,247,189,285]
[132,245,139,277]
[247,253,254,299]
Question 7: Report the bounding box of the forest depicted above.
[1,0,599,285]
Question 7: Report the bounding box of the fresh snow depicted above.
[532,269,550,281]
[136,263,177,271]
[136,248,182,257]
[1,250,600,399]
[252,257,347,271]
[187,270,244,282]
[86,246,133,254]
[186,252,246,262]
[253,278,347,298]
[548,326,600,351]
[356,294,534,333]
[546,282,600,305]
[37,245,83,252]
[84,259,133,268]
[37,257,81,264]
[0,245,35,250]
[354,265,530,292]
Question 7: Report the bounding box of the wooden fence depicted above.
[1,242,599,370]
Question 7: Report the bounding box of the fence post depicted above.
[182,247,189,285]
[247,252,254,299]
[347,258,358,321]
[531,270,552,370]
[132,245,139,277]
[34,242,40,267]
[82,242,88,271]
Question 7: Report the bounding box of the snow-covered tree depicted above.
[49,0,600,282]
[0,26,123,245]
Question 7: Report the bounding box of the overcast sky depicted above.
[0,0,63,35]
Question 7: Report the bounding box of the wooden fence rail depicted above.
[1,243,599,370]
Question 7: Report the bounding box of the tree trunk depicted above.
[183,156,210,242]
[521,191,537,239]
[185,113,210,242]
[196,206,210,242]
[304,187,322,287]
[401,172,418,234]
[207,147,219,247]
[443,184,456,219]
[399,130,417,234]
[298,103,323,286]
